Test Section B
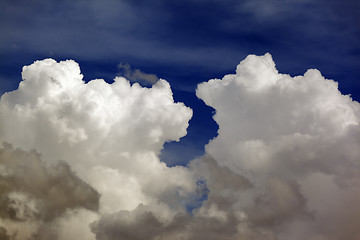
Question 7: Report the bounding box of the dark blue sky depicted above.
[1,0,359,165]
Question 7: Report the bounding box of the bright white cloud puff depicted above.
[0,54,359,239]
[196,53,360,239]
[0,59,195,239]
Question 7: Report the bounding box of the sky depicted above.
[0,0,360,239]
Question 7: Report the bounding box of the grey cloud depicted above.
[0,226,13,240]
[0,141,100,239]
[91,205,164,240]
[194,155,252,190]
[190,155,252,210]
[118,63,159,86]
[246,178,310,227]
[190,156,311,238]
[91,204,239,240]
[91,155,312,240]
[30,224,58,240]
[0,142,100,222]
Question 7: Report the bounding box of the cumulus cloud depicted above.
[0,59,195,239]
[0,142,100,239]
[91,203,239,240]
[1,54,360,239]
[91,50,360,239]
[195,53,360,239]
[118,62,159,86]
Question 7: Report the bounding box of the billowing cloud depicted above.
[91,203,240,240]
[118,63,159,86]
[0,142,100,239]
[90,54,360,240]
[195,53,360,239]
[0,59,195,239]
[1,54,359,239]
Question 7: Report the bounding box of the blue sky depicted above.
[1,1,360,239]
[1,0,359,165]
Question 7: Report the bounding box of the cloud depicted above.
[0,142,100,239]
[0,58,195,239]
[196,53,360,239]
[1,54,360,239]
[89,156,310,240]
[91,203,240,240]
[118,63,159,86]
[0,226,12,240]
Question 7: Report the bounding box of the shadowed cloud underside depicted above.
[0,53,359,239]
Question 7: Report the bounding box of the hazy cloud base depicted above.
[0,54,359,239]
[0,142,100,239]
[196,53,360,240]
[0,58,194,239]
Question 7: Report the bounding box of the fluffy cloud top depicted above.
[0,54,359,239]
[195,53,360,239]
[197,53,360,178]
[0,59,195,239]
[0,59,191,157]
[90,54,360,240]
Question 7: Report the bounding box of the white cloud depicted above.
[0,58,195,239]
[1,54,359,239]
[195,53,360,239]
[90,53,360,240]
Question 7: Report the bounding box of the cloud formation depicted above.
[0,142,100,239]
[0,59,195,239]
[196,53,360,239]
[118,63,159,86]
[90,54,360,240]
[91,203,240,240]
[0,54,359,239]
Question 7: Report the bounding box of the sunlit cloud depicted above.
[0,53,359,239]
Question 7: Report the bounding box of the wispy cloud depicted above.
[118,63,159,86]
